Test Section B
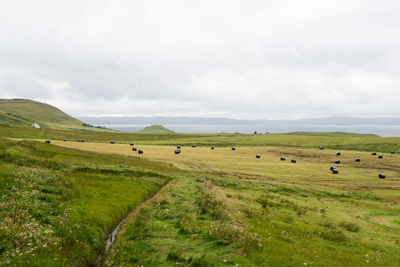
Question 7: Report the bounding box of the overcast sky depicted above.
[1,0,400,119]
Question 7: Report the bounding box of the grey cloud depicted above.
[1,0,400,119]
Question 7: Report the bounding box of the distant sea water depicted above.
[103,124,400,137]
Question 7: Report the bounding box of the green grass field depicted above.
[2,124,400,266]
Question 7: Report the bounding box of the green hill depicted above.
[0,99,90,130]
[138,125,175,134]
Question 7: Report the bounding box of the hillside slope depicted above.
[0,99,89,130]
[138,125,175,134]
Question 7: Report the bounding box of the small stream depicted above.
[95,215,129,265]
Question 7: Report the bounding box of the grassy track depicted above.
[48,140,400,266]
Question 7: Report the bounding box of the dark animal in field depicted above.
[379,174,386,179]
[256,154,261,158]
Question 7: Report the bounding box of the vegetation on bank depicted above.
[0,139,174,266]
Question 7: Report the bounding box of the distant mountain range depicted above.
[77,115,400,126]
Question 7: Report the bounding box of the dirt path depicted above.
[95,179,174,266]
[368,216,400,229]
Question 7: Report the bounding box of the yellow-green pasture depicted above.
[52,140,400,201]
[31,139,400,265]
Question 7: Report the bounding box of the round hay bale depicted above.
[63,139,67,142]
[330,166,336,171]
[291,159,296,163]
[280,157,286,161]
[174,149,181,154]
[232,147,236,151]
[77,139,81,142]
[371,152,377,156]
[45,140,51,144]
[334,160,340,164]
[130,143,134,146]
[211,146,215,150]
[138,149,143,154]
[332,169,339,174]
[355,158,361,162]
[379,173,386,179]
[391,151,395,154]
[110,141,115,144]
[336,152,341,156]
[256,154,261,158]
[177,145,181,149]
[320,147,324,150]
[81,140,86,143]
[132,147,137,151]
[378,155,383,159]
[192,145,196,148]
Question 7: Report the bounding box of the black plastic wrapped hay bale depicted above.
[355,158,361,162]
[63,139,67,142]
[130,143,134,146]
[81,140,86,143]
[132,147,137,151]
[371,152,377,156]
[320,147,324,150]
[330,166,336,171]
[211,146,215,150]
[175,149,181,154]
[77,139,81,142]
[379,155,383,159]
[45,140,51,144]
[332,169,339,174]
[232,147,236,151]
[192,145,196,148]
[336,152,341,156]
[256,154,261,158]
[110,141,115,144]
[334,160,340,164]
[281,157,286,161]
[177,145,181,149]
[379,173,386,179]
[138,149,143,154]
[291,159,296,163]
[391,151,395,154]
